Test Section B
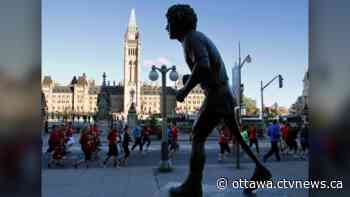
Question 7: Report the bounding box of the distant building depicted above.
[42,9,205,120]
[175,78,205,114]
[289,68,309,120]
[42,73,179,119]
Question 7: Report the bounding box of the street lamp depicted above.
[240,54,251,69]
[236,42,252,169]
[149,64,178,172]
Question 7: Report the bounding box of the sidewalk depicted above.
[42,161,308,197]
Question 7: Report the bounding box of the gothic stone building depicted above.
[42,9,204,119]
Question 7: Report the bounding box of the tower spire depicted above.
[128,8,137,28]
[102,72,107,87]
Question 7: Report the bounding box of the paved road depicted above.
[42,161,308,197]
[42,132,309,197]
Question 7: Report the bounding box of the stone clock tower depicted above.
[123,9,141,115]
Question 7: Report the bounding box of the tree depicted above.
[242,96,259,116]
[96,87,110,121]
[149,115,158,129]
[146,115,161,139]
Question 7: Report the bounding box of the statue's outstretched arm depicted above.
[180,37,211,98]
[181,61,209,97]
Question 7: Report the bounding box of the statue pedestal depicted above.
[127,103,138,128]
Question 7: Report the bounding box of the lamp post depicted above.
[149,64,178,172]
[236,42,252,169]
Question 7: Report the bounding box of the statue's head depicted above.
[166,4,197,40]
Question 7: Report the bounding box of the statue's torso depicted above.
[182,31,229,90]
[182,31,236,114]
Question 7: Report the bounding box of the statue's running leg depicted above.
[224,115,272,193]
[169,110,220,197]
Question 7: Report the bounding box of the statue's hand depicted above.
[182,74,191,85]
[176,88,186,102]
[203,89,208,96]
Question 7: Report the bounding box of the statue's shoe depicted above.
[169,183,203,197]
[243,165,272,193]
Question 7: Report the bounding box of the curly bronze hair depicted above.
[166,4,197,32]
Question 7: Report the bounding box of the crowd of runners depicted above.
[216,120,309,162]
[44,118,308,168]
[44,120,181,169]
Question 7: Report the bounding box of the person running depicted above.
[248,124,259,154]
[121,125,132,166]
[48,126,65,168]
[286,124,299,157]
[49,142,64,168]
[169,121,180,159]
[116,117,124,134]
[85,124,100,161]
[103,128,119,167]
[218,125,231,161]
[280,122,289,154]
[91,124,101,152]
[59,126,68,157]
[64,123,75,152]
[241,125,249,145]
[46,125,58,153]
[299,123,309,159]
[263,120,281,162]
[74,127,94,168]
[142,124,152,152]
[131,124,143,152]
[44,120,49,134]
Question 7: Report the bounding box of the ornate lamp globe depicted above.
[149,65,159,81]
[169,65,178,81]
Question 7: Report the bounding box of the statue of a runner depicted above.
[165,4,272,196]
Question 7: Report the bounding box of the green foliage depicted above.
[149,115,156,127]
[242,96,259,115]
[96,89,110,120]
[148,115,160,128]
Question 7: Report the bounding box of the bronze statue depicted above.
[166,4,272,196]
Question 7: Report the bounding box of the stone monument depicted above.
[127,102,137,129]
[96,72,110,133]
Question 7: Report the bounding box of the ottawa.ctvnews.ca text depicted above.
[216,177,343,190]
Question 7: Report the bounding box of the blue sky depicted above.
[42,0,308,108]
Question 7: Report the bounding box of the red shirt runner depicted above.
[171,127,178,142]
[108,129,118,145]
[248,126,257,140]
[281,125,289,141]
